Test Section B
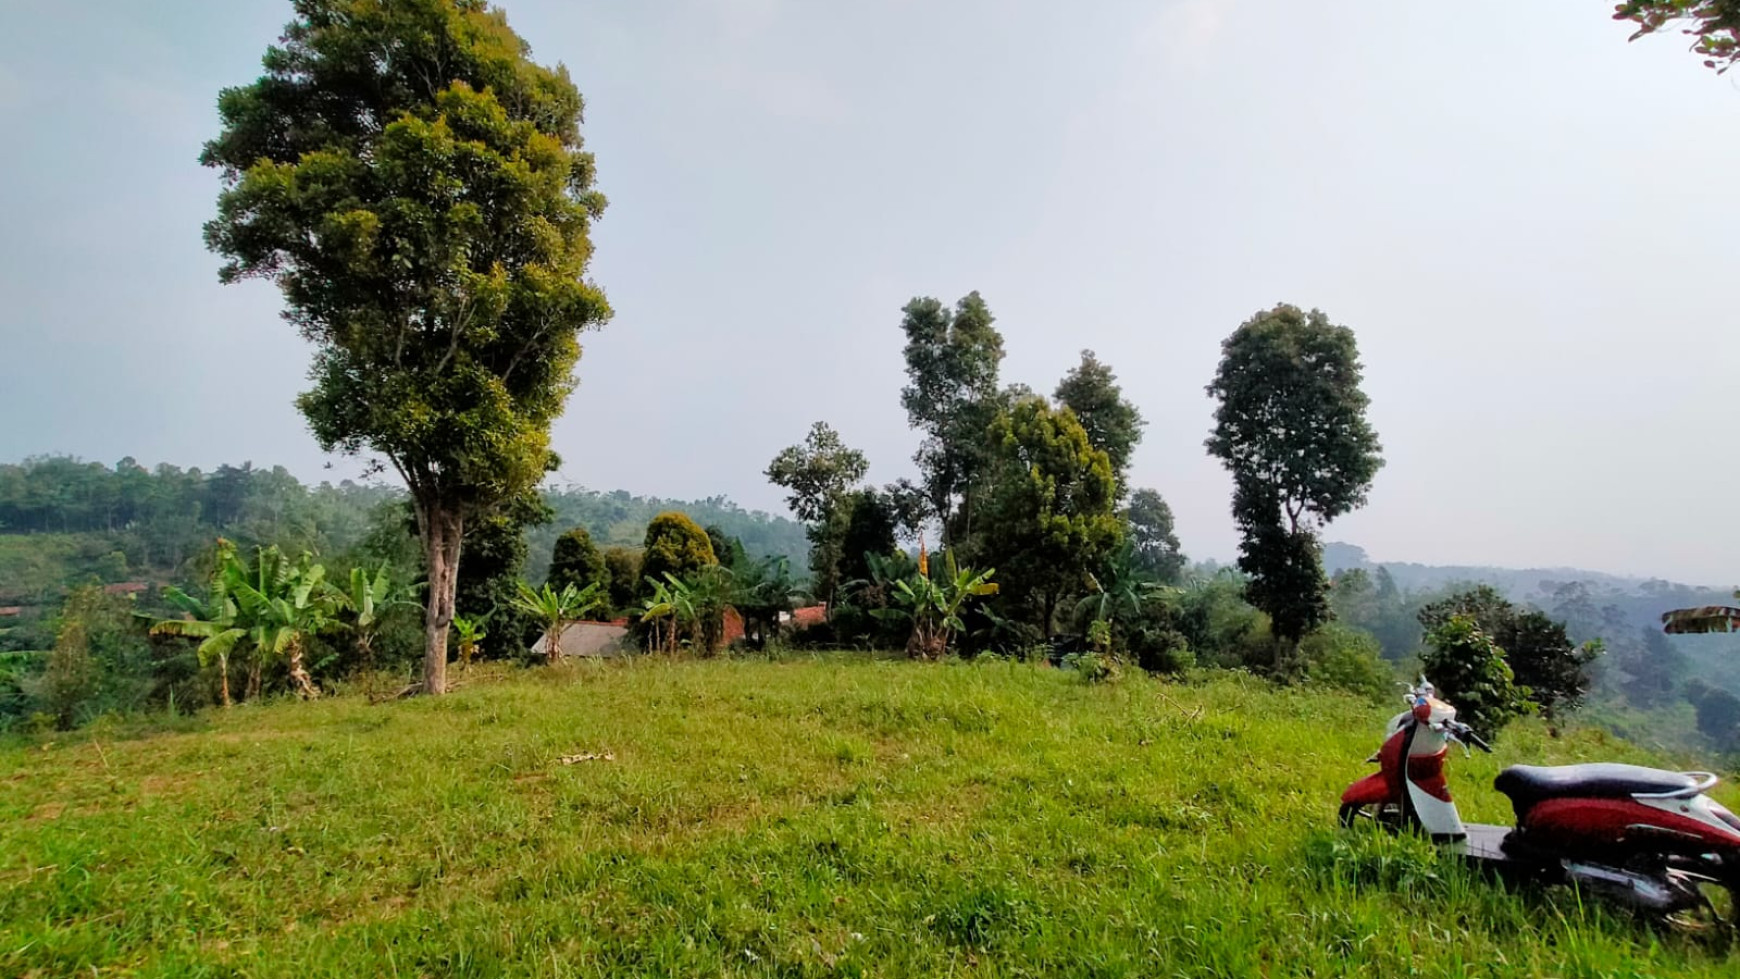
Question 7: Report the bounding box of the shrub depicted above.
[1418,615,1528,741]
[1299,624,1394,700]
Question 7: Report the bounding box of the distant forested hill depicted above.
[1323,541,1740,701]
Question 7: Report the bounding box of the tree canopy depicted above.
[547,526,608,596]
[1125,489,1185,584]
[972,398,1122,636]
[899,292,1006,543]
[1055,350,1145,494]
[639,512,717,592]
[201,0,610,694]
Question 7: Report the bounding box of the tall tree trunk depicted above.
[217,652,232,708]
[247,653,262,700]
[419,503,464,695]
[546,622,561,664]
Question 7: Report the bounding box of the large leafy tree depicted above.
[1615,1,1740,73]
[1054,350,1145,495]
[547,526,608,596]
[899,293,1006,544]
[972,398,1123,636]
[639,512,717,591]
[1418,586,1601,727]
[765,422,869,601]
[1206,304,1382,648]
[765,422,868,525]
[202,0,611,695]
[1124,488,1186,584]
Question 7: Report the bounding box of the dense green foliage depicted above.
[970,398,1122,636]
[898,292,1006,545]
[529,487,807,578]
[546,526,608,598]
[1054,349,1145,496]
[1419,616,1530,740]
[1418,585,1601,726]
[202,0,611,694]
[1207,305,1383,646]
[639,512,718,593]
[3,659,1736,977]
[1125,488,1185,584]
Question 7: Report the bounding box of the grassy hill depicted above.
[2,657,1736,978]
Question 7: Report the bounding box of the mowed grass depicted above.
[2,656,1737,978]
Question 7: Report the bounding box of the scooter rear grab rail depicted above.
[1633,771,1720,800]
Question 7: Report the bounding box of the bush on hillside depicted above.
[1299,623,1393,701]
[1418,615,1529,741]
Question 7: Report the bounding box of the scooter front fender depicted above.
[1342,771,1394,808]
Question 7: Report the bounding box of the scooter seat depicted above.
[1494,763,1696,817]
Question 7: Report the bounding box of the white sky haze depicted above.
[2,1,1737,583]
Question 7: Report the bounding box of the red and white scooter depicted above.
[1340,679,1740,928]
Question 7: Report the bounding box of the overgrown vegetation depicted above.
[2,659,1735,978]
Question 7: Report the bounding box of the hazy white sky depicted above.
[2,1,1737,583]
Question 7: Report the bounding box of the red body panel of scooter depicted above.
[1522,797,1740,853]
[1340,727,1452,808]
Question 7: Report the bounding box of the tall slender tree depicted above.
[1206,304,1382,653]
[202,0,611,694]
[898,292,1005,544]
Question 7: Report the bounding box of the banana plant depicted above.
[684,566,736,655]
[335,562,419,677]
[512,580,605,664]
[874,551,998,659]
[636,575,697,655]
[733,556,808,649]
[452,615,488,671]
[150,540,245,707]
[228,549,340,700]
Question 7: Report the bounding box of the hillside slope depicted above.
[2,659,1735,978]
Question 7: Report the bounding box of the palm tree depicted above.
[452,615,488,671]
[150,540,245,707]
[511,581,604,664]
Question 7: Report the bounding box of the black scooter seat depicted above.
[1494,764,1696,816]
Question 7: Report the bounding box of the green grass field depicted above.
[3,656,1736,977]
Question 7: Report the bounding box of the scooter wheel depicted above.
[1338,802,1403,831]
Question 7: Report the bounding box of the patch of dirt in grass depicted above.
[26,801,65,822]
